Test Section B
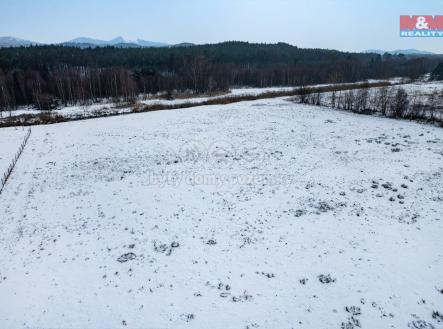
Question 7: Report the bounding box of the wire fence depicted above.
[0,128,32,195]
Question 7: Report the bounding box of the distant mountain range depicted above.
[364,49,436,55]
[0,36,195,48]
[0,37,438,55]
[0,36,40,47]
[65,36,169,48]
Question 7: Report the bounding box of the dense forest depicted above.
[432,63,443,80]
[0,42,441,110]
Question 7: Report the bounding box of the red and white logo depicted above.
[400,15,443,37]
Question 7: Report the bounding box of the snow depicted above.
[139,87,298,107]
[400,81,443,96]
[0,98,442,329]
[1,107,41,117]
[55,103,131,117]
[230,86,296,96]
[1,79,402,122]
[0,127,29,177]
[139,81,398,107]
[1,103,132,121]
[299,80,443,119]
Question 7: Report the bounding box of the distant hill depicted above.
[0,36,39,47]
[0,36,170,48]
[365,49,436,56]
[66,36,169,48]
[136,39,170,48]
[67,37,109,46]
[172,42,196,48]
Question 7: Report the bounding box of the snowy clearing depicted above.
[0,98,442,329]
[0,79,403,124]
[0,127,29,176]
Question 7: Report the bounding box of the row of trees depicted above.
[0,42,442,111]
[0,60,230,111]
[299,86,443,123]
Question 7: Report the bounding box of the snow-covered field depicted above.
[135,81,402,107]
[140,87,298,106]
[298,80,443,121]
[0,79,402,123]
[303,80,443,105]
[0,127,29,177]
[1,103,134,121]
[401,81,443,96]
[0,98,442,329]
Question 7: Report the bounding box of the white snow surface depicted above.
[1,79,400,121]
[0,98,442,329]
[0,127,29,177]
[139,87,298,107]
[139,82,397,107]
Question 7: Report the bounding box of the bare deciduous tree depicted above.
[354,88,369,113]
[389,88,409,118]
[376,87,390,116]
[331,91,336,108]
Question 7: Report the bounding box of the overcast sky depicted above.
[1,0,442,53]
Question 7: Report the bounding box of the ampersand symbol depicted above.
[415,16,429,30]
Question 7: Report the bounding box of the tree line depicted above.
[0,42,441,110]
[299,86,443,124]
